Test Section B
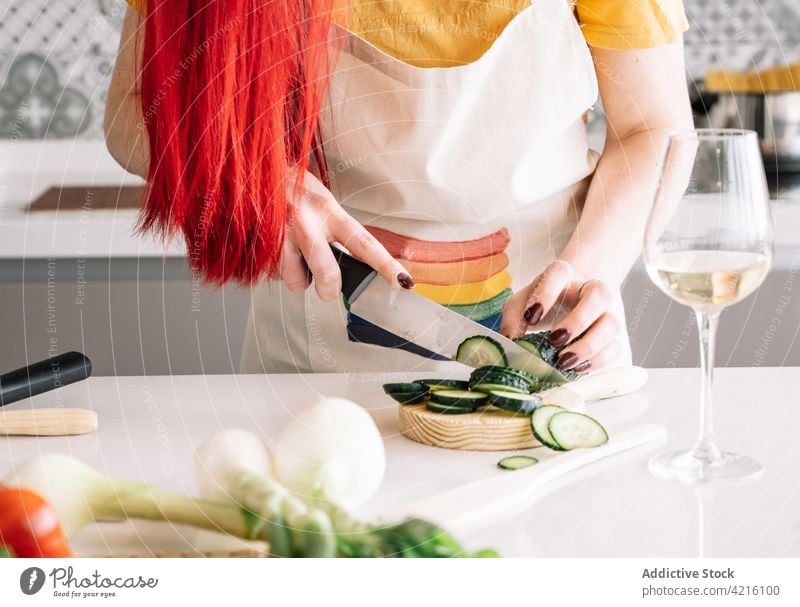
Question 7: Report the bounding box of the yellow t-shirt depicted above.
[126,0,688,67]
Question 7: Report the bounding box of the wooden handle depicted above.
[568,366,648,402]
[0,408,98,436]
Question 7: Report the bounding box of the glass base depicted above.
[649,449,763,483]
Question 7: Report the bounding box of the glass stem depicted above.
[691,310,722,463]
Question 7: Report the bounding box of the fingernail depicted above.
[556,352,578,371]
[397,272,415,289]
[549,328,570,348]
[574,360,592,373]
[523,303,543,324]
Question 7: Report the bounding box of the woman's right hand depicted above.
[278,171,414,301]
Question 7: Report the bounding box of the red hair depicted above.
[138,0,337,285]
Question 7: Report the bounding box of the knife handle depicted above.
[330,244,378,302]
[0,351,92,407]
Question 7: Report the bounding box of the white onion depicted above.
[272,397,385,508]
[193,429,272,502]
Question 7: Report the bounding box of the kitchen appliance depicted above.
[331,245,567,382]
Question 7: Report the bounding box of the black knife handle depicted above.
[330,244,377,302]
[0,351,92,407]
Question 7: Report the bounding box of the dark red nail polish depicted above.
[573,360,591,373]
[556,352,578,371]
[397,272,415,289]
[549,328,570,348]
[523,303,543,325]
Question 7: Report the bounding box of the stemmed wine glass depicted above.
[643,129,773,482]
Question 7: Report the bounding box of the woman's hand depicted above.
[278,171,414,301]
[500,260,624,372]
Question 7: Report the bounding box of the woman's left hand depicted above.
[500,260,624,373]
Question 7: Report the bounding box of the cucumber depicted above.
[385,391,428,405]
[382,382,429,405]
[513,338,544,359]
[497,455,539,470]
[468,367,530,393]
[472,382,529,395]
[530,405,566,450]
[415,379,470,391]
[429,390,488,408]
[426,401,476,415]
[547,412,608,450]
[455,336,508,367]
[487,390,542,414]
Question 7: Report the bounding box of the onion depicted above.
[272,397,385,508]
[193,429,272,502]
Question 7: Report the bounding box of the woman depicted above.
[105,0,692,374]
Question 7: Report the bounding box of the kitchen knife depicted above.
[331,245,567,382]
[0,351,93,407]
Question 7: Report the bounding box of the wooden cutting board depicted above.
[398,367,648,451]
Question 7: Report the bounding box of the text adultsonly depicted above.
[642,568,735,579]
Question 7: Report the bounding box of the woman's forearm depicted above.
[559,127,677,289]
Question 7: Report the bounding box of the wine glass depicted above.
[643,129,773,482]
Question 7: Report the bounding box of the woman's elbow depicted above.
[103,99,149,178]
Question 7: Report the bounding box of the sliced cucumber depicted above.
[426,401,475,415]
[487,390,542,414]
[497,455,539,470]
[455,336,508,367]
[513,337,544,359]
[385,391,428,405]
[530,405,566,450]
[382,382,429,404]
[468,367,530,393]
[415,379,470,391]
[429,390,488,408]
[383,382,427,394]
[548,412,608,450]
[472,382,529,395]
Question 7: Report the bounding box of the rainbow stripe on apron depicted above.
[346,227,513,355]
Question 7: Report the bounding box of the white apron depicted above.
[241,0,631,373]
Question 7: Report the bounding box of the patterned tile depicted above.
[0,0,125,139]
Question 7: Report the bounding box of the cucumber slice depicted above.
[383,382,427,394]
[426,401,476,415]
[429,390,488,408]
[497,455,539,470]
[512,338,544,359]
[383,382,429,405]
[472,382,529,395]
[487,390,542,414]
[547,412,608,450]
[469,366,537,392]
[386,391,428,405]
[530,405,566,450]
[415,379,470,391]
[455,336,508,367]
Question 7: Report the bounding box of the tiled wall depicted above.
[1,0,799,141]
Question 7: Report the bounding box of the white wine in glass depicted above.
[644,129,773,482]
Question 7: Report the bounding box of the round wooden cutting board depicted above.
[397,367,647,451]
[398,404,542,451]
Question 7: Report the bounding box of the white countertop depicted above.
[1,367,798,557]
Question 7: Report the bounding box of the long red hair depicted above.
[138,0,337,285]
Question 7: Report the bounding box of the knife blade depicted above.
[331,245,567,383]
